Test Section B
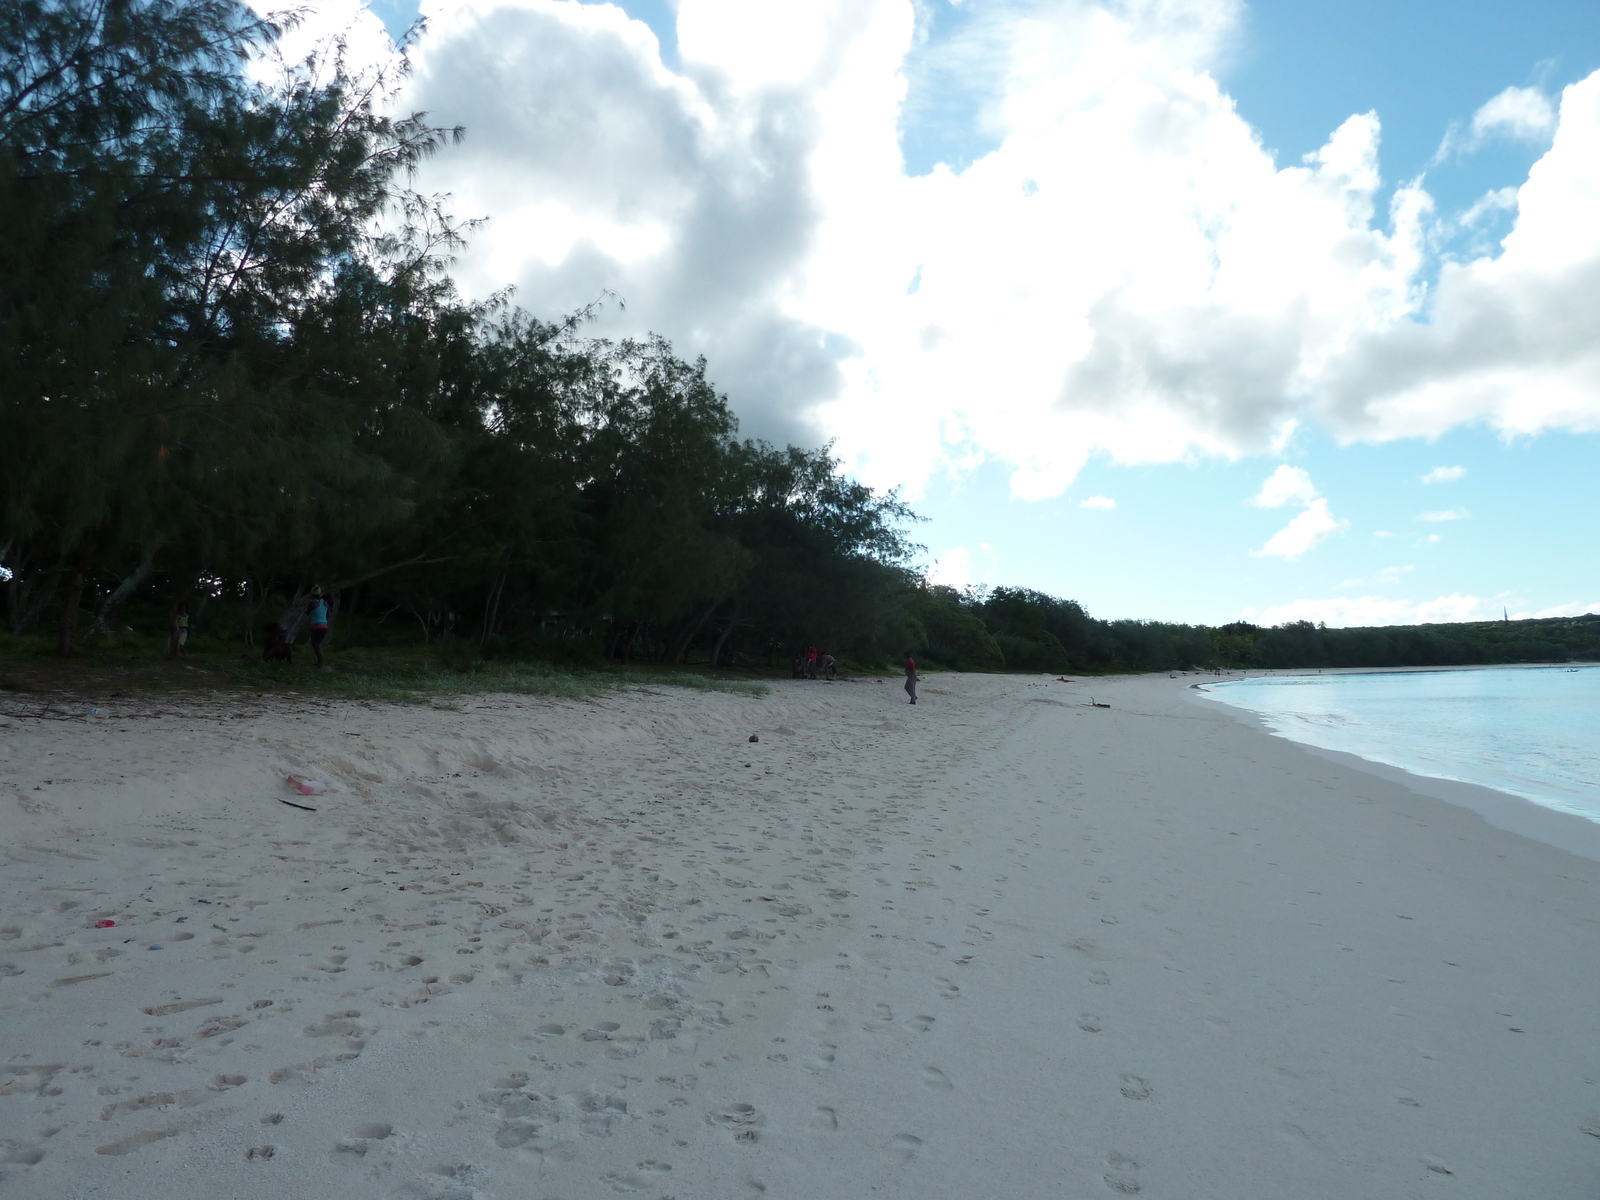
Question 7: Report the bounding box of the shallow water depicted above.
[1201,665,1600,823]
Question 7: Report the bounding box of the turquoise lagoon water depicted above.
[1201,665,1600,823]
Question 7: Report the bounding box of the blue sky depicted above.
[341,0,1600,625]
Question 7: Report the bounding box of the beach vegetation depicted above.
[3,0,1596,692]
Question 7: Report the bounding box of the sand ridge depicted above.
[2,672,1599,1197]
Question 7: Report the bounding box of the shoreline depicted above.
[4,672,1599,1198]
[1194,665,1600,859]
[1194,680,1600,865]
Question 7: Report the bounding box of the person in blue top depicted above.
[307,587,331,669]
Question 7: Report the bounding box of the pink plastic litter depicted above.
[286,775,328,796]
[95,919,116,928]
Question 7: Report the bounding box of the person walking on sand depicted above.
[903,651,917,704]
[307,587,331,670]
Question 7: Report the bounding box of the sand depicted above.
[2,671,1598,1199]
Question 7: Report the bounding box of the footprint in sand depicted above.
[708,1103,762,1143]
[800,1045,837,1074]
[890,1133,923,1162]
[603,1160,672,1192]
[921,1066,953,1092]
[1079,1014,1103,1033]
[302,1010,367,1038]
[1118,1075,1152,1101]
[934,977,960,999]
[904,1015,935,1032]
[95,1125,184,1156]
[810,1106,839,1132]
[1104,1150,1141,1194]
[863,1003,895,1033]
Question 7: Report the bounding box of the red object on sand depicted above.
[95,919,116,928]
[286,774,328,796]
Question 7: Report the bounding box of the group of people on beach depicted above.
[790,645,918,704]
[261,588,331,669]
[793,645,838,680]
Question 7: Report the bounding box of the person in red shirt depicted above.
[903,652,917,704]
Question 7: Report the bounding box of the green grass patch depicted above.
[0,637,766,704]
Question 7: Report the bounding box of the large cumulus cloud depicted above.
[384,0,1600,495]
[401,0,889,445]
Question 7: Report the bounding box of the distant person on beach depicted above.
[173,602,189,657]
[806,645,819,679]
[307,587,330,669]
[904,652,917,704]
[822,652,837,681]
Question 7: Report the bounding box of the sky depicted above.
[295,0,1599,627]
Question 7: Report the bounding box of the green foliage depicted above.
[979,587,1098,669]
[0,0,925,668]
[1210,616,1600,669]
[910,586,1004,670]
[6,2,1589,681]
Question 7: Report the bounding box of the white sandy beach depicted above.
[3,671,1599,1199]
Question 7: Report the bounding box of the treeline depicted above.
[1209,615,1600,669]
[0,0,928,668]
[907,587,1213,674]
[913,591,1598,673]
[4,2,1591,679]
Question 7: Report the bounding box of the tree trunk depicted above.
[279,586,311,641]
[92,545,159,639]
[479,557,509,651]
[619,622,643,664]
[56,561,89,657]
[710,613,738,668]
[241,579,258,647]
[9,562,62,638]
[668,597,724,663]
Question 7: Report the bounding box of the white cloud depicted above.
[927,545,971,588]
[1471,86,1558,144]
[1247,464,1344,558]
[1458,186,1518,229]
[247,0,399,77]
[1420,465,1466,484]
[1250,464,1317,508]
[1517,600,1600,619]
[1252,498,1348,560]
[387,3,1600,499]
[1079,495,1116,509]
[1419,508,1469,522]
[1250,593,1488,627]
[1341,564,1414,587]
[1317,74,1600,446]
